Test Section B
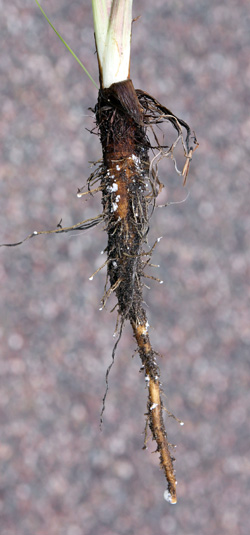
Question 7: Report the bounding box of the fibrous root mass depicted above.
[1,78,197,503]
[93,79,196,503]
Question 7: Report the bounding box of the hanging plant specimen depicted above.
[1,1,198,503]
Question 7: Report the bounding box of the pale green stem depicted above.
[92,0,133,88]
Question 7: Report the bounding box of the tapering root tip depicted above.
[164,489,177,504]
[130,317,177,502]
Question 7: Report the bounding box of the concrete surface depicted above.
[0,1,249,534]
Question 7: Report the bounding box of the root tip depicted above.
[164,489,177,504]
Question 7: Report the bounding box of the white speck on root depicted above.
[145,375,150,382]
[141,321,149,334]
[112,261,117,268]
[106,171,114,179]
[164,490,176,504]
[179,421,184,426]
[116,164,120,170]
[111,203,118,212]
[107,182,118,193]
[157,236,163,242]
[33,231,38,235]
[131,154,140,166]
[77,192,82,198]
[150,403,158,410]
[89,276,93,281]
[160,280,164,284]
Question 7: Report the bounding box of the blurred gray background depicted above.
[0,1,249,534]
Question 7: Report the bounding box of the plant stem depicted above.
[92,0,133,88]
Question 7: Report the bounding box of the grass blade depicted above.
[35,0,98,89]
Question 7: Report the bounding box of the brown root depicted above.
[94,78,196,502]
[1,77,197,503]
[131,317,177,503]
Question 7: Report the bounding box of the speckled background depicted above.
[0,1,250,534]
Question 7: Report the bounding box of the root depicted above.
[1,77,197,503]
[131,317,177,503]
[94,78,195,502]
[100,320,124,427]
[0,215,103,248]
[100,278,122,310]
